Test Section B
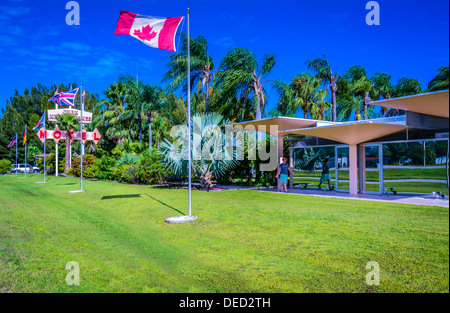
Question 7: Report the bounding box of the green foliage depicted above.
[0,159,12,174]
[72,154,97,178]
[92,154,116,180]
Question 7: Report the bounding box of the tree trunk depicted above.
[330,76,338,122]
[205,78,209,113]
[138,116,143,143]
[255,92,262,120]
[149,121,152,149]
[65,137,70,174]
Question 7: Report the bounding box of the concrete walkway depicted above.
[216,185,449,208]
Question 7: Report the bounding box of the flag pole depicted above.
[44,111,46,183]
[15,133,18,176]
[187,8,192,218]
[55,96,59,177]
[80,84,84,192]
[24,124,27,178]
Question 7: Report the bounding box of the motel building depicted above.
[228,90,449,197]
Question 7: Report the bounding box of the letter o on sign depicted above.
[54,130,62,139]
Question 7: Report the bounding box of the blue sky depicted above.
[0,0,448,116]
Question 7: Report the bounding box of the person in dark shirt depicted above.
[318,157,332,190]
[275,157,294,192]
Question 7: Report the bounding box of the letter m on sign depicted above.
[38,128,47,143]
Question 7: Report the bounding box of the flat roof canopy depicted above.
[279,122,408,145]
[225,116,319,135]
[368,90,449,118]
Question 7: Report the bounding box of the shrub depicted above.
[0,159,12,174]
[137,149,171,185]
[93,155,116,180]
[72,154,97,178]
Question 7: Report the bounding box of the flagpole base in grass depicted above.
[165,215,198,224]
[68,190,85,193]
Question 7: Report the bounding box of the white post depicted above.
[277,134,283,190]
[55,99,59,177]
[187,8,192,218]
[80,85,84,191]
[44,111,46,183]
[24,124,27,178]
[289,147,293,190]
[15,133,18,176]
[349,144,358,195]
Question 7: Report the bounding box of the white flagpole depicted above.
[24,124,27,178]
[15,133,18,176]
[55,99,59,177]
[187,8,192,218]
[43,112,46,183]
[80,84,84,192]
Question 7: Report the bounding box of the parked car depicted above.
[12,163,39,173]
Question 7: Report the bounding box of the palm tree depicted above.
[273,72,329,119]
[214,47,276,122]
[56,113,79,174]
[371,72,395,116]
[393,77,423,97]
[427,66,449,92]
[159,113,241,191]
[94,81,138,145]
[306,55,339,121]
[162,34,215,113]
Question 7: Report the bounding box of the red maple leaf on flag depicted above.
[133,25,157,41]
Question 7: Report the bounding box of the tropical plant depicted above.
[214,47,276,122]
[159,113,241,191]
[55,113,79,174]
[0,159,12,174]
[162,34,215,113]
[427,66,449,92]
[273,72,330,119]
[306,55,339,121]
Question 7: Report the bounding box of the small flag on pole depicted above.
[33,114,45,131]
[7,134,17,148]
[114,11,183,52]
[48,88,79,107]
[23,128,27,145]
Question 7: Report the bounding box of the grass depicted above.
[0,174,448,293]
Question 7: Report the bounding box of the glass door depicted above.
[361,144,382,194]
[335,146,350,192]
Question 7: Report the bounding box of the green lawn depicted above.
[0,174,448,293]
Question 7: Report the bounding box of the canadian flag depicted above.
[115,11,183,52]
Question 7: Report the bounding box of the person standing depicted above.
[318,157,332,190]
[275,157,294,192]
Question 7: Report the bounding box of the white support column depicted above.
[349,144,358,195]
[277,134,283,190]
[289,148,293,190]
[359,145,366,193]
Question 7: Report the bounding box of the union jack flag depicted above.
[48,88,79,107]
[7,134,17,148]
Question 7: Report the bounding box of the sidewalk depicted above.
[216,185,449,208]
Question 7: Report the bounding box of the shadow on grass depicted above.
[56,183,77,185]
[102,194,141,200]
[145,193,186,216]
